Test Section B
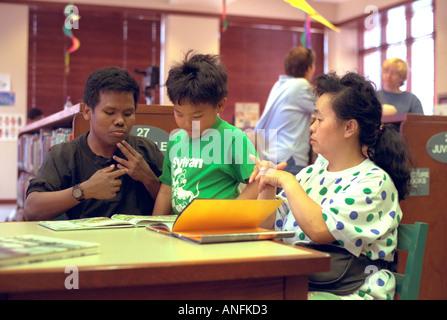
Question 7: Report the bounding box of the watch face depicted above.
[73,185,83,200]
[73,189,82,198]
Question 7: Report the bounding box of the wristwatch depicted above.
[72,184,85,202]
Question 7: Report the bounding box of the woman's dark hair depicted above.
[83,66,140,109]
[165,50,228,107]
[313,72,413,201]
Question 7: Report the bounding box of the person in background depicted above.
[254,46,316,176]
[27,108,44,123]
[377,58,424,115]
[250,72,413,300]
[24,67,164,220]
[152,51,258,215]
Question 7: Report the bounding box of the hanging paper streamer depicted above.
[222,0,228,33]
[63,4,81,74]
[301,14,312,49]
[285,0,340,33]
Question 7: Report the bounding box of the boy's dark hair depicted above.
[83,66,140,109]
[284,46,316,78]
[313,72,413,201]
[166,51,228,107]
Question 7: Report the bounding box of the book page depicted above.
[112,214,178,225]
[38,217,133,231]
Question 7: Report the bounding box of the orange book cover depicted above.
[146,199,295,244]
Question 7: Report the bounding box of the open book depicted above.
[0,234,99,268]
[147,199,295,244]
[38,214,178,231]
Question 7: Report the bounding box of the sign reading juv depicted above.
[426,131,447,164]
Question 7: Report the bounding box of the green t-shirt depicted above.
[159,117,257,214]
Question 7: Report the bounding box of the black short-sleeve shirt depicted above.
[26,133,164,219]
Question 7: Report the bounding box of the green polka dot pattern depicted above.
[274,159,402,300]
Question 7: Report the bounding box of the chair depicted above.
[393,222,429,300]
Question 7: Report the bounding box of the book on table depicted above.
[0,234,99,268]
[146,199,295,244]
[38,214,178,231]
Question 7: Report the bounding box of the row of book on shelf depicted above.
[17,128,73,209]
[18,128,73,174]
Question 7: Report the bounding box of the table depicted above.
[0,222,330,300]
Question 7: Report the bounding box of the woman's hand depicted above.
[249,154,288,193]
[249,155,333,243]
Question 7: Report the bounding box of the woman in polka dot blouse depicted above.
[249,72,412,300]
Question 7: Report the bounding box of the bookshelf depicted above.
[15,103,177,221]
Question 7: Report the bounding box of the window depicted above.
[359,0,435,115]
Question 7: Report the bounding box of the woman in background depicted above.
[377,58,424,115]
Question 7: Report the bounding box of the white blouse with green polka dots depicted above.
[275,158,402,299]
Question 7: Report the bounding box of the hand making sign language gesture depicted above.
[114,140,160,199]
[248,154,287,194]
[78,164,127,200]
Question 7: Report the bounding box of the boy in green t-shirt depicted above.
[153,51,259,215]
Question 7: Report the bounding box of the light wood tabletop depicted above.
[0,221,330,300]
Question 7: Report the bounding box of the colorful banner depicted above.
[285,0,340,32]
[301,14,312,49]
[222,0,228,33]
[63,4,81,74]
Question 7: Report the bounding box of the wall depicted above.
[23,0,332,21]
[0,4,28,200]
[325,26,359,75]
[161,14,220,105]
[19,0,447,99]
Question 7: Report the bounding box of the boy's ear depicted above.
[83,104,92,121]
[217,98,227,113]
